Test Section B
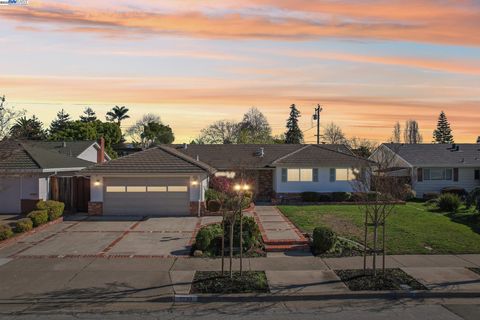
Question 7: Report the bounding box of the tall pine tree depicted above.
[50,109,71,134]
[285,104,303,144]
[433,111,454,144]
[80,107,97,123]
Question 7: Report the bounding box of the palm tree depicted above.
[10,116,45,140]
[106,106,130,126]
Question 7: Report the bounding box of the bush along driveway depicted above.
[278,202,480,255]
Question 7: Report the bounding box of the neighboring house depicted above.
[0,139,109,214]
[81,144,368,216]
[370,143,480,198]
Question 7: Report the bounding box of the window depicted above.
[424,168,453,181]
[106,186,125,193]
[215,171,236,178]
[285,168,315,182]
[127,186,146,193]
[168,186,188,192]
[147,186,167,192]
[331,168,357,182]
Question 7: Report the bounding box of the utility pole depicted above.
[313,104,323,144]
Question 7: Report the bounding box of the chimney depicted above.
[97,137,105,163]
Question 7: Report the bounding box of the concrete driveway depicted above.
[0,215,206,259]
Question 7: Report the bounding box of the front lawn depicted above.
[279,202,480,254]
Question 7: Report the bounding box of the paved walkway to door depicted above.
[253,206,308,251]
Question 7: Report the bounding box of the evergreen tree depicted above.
[433,111,454,144]
[80,107,97,123]
[10,115,46,140]
[49,109,71,134]
[285,104,303,144]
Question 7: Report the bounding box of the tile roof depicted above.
[0,140,93,172]
[81,145,216,175]
[25,140,97,158]
[171,143,363,169]
[383,143,480,167]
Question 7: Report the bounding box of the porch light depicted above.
[191,179,199,186]
[94,179,101,186]
[234,184,241,191]
[234,184,250,192]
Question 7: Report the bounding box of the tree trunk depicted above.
[239,208,243,275]
[363,210,368,275]
[372,220,378,277]
[382,217,386,274]
[221,210,225,276]
[229,214,236,279]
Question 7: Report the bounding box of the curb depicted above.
[175,290,480,303]
[0,217,64,249]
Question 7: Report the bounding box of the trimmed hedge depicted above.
[0,224,14,241]
[331,192,351,202]
[312,226,337,255]
[14,218,33,233]
[36,200,64,221]
[27,210,49,227]
[301,192,319,202]
[207,200,222,212]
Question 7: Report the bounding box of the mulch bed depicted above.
[335,269,428,291]
[191,271,269,294]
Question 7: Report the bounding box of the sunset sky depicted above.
[1,0,479,143]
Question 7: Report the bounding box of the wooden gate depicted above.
[50,176,90,213]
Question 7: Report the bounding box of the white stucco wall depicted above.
[90,175,104,202]
[77,144,98,163]
[274,167,356,193]
[38,177,49,200]
[190,176,208,202]
[20,175,40,199]
[412,167,480,197]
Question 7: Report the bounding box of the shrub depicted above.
[207,200,222,212]
[312,226,337,255]
[14,218,33,233]
[27,210,49,227]
[210,176,234,194]
[195,224,223,251]
[301,192,319,202]
[205,189,223,202]
[229,216,261,251]
[401,184,417,201]
[423,192,440,201]
[331,192,351,202]
[441,187,467,199]
[437,193,461,212]
[36,200,64,221]
[0,225,14,241]
[241,196,252,210]
[317,194,332,202]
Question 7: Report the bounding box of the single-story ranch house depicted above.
[0,139,109,214]
[81,144,369,216]
[370,143,480,198]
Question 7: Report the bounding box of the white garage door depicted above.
[0,177,21,214]
[103,177,190,216]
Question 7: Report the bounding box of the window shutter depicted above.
[454,168,459,182]
[417,168,423,182]
[281,168,287,183]
[329,168,336,182]
[313,168,319,182]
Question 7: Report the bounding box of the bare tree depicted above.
[322,122,347,144]
[0,96,26,140]
[403,120,423,144]
[353,145,407,276]
[347,137,378,158]
[237,107,272,144]
[391,122,401,143]
[126,113,162,146]
[198,120,240,144]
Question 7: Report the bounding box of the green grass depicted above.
[279,202,480,255]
